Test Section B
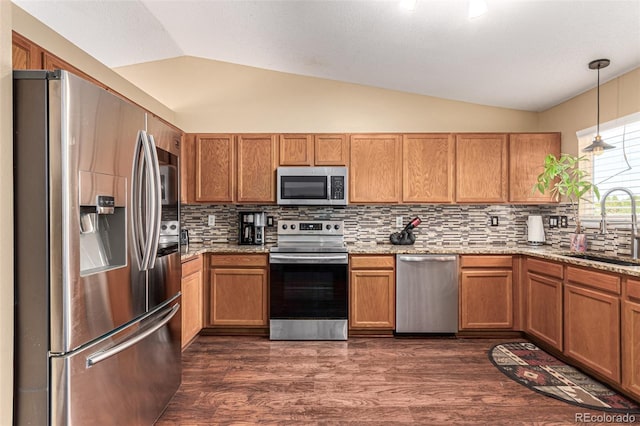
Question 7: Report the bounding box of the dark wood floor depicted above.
[156,336,607,425]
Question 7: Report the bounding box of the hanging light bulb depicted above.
[583,59,615,156]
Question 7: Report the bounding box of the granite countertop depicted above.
[181,242,640,277]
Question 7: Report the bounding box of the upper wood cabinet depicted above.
[509,133,561,203]
[12,31,42,70]
[237,134,277,203]
[279,134,314,166]
[455,134,508,203]
[349,134,402,203]
[194,134,235,203]
[315,134,348,166]
[279,134,348,166]
[402,134,455,203]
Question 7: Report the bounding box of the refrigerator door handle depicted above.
[131,130,147,270]
[138,130,158,271]
[86,303,180,367]
[145,133,162,270]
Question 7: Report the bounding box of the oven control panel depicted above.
[278,220,344,236]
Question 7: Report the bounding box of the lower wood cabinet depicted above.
[623,278,640,399]
[208,254,268,327]
[564,267,621,382]
[459,256,513,330]
[181,255,203,348]
[349,255,395,330]
[525,258,563,350]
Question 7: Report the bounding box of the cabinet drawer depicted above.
[526,257,563,279]
[350,255,395,270]
[182,255,202,276]
[627,278,640,301]
[210,254,267,268]
[460,255,512,268]
[566,266,621,295]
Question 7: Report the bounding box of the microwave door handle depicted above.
[145,133,162,269]
[131,130,147,270]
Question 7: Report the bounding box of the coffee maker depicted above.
[239,212,266,245]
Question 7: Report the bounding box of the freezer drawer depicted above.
[396,254,459,333]
[50,298,182,425]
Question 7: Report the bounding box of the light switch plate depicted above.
[549,216,559,228]
[208,214,215,227]
[396,216,404,227]
[490,216,499,226]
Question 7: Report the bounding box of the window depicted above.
[578,112,640,221]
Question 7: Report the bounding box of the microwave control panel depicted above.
[330,176,345,200]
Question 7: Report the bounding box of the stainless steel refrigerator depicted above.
[13,70,182,425]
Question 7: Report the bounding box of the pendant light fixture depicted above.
[582,58,614,155]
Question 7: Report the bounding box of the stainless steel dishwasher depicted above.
[396,254,459,333]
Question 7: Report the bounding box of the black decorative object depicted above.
[390,217,421,245]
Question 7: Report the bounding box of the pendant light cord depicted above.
[597,66,600,136]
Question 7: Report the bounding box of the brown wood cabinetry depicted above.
[349,255,395,330]
[402,134,455,203]
[181,255,203,349]
[455,134,508,203]
[509,133,561,203]
[187,134,276,204]
[237,134,277,203]
[564,266,621,382]
[349,134,402,203]
[314,134,348,166]
[12,31,42,70]
[525,258,563,350]
[194,134,235,203]
[279,134,313,166]
[459,255,513,329]
[208,254,268,327]
[623,278,640,399]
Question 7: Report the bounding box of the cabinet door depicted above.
[349,270,395,329]
[460,269,513,329]
[279,134,313,166]
[315,134,348,166]
[509,133,561,203]
[564,284,620,381]
[526,272,563,350]
[209,268,268,326]
[402,134,454,203]
[12,31,41,70]
[237,134,277,203]
[181,268,203,348]
[455,134,508,203]
[349,134,401,203]
[194,134,235,202]
[623,299,640,399]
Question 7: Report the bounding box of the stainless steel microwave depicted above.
[277,166,348,206]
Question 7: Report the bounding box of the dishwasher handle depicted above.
[397,255,457,262]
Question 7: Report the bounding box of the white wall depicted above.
[0,0,14,423]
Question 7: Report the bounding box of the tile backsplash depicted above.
[181,203,636,257]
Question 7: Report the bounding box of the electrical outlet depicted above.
[560,216,568,228]
[549,216,559,228]
[396,216,404,227]
[208,214,215,227]
[267,216,274,227]
[490,216,499,226]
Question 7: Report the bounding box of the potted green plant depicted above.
[534,153,600,252]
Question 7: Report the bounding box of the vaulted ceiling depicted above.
[13,0,640,111]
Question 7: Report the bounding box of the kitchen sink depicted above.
[564,253,640,267]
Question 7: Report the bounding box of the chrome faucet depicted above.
[600,187,639,259]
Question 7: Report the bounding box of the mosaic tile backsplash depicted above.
[181,203,637,257]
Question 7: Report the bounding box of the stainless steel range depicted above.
[269,220,348,340]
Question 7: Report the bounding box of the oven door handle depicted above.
[269,253,349,264]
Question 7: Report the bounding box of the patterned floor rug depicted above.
[489,342,640,413]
